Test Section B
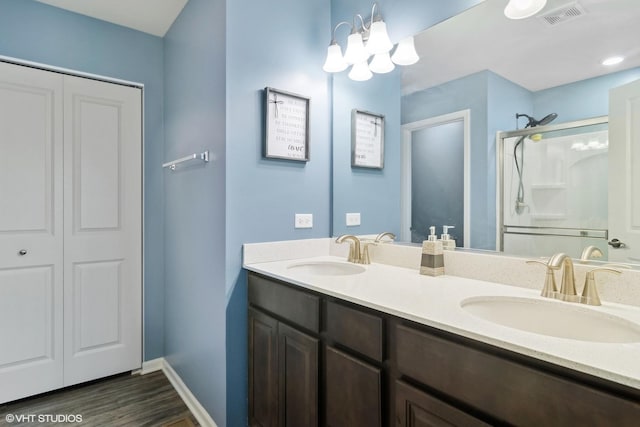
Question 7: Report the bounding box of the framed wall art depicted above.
[264,87,310,162]
[351,109,384,169]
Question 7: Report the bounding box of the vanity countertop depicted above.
[244,255,640,391]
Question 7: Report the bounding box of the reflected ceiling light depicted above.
[391,36,419,66]
[369,52,395,74]
[348,61,373,81]
[602,56,624,66]
[322,2,419,81]
[504,0,547,20]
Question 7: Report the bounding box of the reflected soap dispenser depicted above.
[420,226,444,277]
[441,225,456,251]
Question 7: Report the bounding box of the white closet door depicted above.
[62,75,142,386]
[0,62,64,403]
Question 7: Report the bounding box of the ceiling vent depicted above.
[538,2,587,26]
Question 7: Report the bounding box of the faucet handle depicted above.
[361,241,378,264]
[526,260,558,298]
[581,267,622,306]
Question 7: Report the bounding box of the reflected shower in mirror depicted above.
[499,117,609,260]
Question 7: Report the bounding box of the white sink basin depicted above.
[461,296,640,343]
[286,261,365,276]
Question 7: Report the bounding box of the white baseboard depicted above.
[140,358,164,374]
[140,358,218,427]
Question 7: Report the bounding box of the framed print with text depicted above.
[264,87,310,162]
[351,109,384,169]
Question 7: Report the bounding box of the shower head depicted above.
[537,113,558,126]
[516,112,558,128]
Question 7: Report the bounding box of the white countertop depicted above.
[244,255,640,390]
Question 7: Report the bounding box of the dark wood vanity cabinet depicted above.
[393,321,640,426]
[248,274,320,427]
[248,272,640,427]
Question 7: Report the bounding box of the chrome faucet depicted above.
[335,235,362,263]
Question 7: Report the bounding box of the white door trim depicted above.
[400,109,471,246]
[0,55,144,88]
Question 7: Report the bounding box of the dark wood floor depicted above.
[0,371,199,427]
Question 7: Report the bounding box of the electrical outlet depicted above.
[346,212,361,226]
[295,213,313,229]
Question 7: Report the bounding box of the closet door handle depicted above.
[18,249,27,256]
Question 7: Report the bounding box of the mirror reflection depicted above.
[333,0,640,265]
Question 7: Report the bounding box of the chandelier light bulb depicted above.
[323,43,348,73]
[348,61,373,81]
[366,20,393,55]
[369,52,395,74]
[343,32,369,65]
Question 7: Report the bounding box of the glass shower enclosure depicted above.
[497,116,609,260]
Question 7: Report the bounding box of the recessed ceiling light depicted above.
[602,56,624,66]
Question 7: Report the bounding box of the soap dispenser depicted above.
[441,225,456,251]
[420,226,444,277]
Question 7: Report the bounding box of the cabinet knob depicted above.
[18,249,27,256]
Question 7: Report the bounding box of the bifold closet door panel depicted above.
[62,75,142,386]
[0,61,64,403]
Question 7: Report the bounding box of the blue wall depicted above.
[330,0,484,237]
[225,0,331,425]
[0,0,165,360]
[163,0,227,424]
[534,67,640,123]
[332,71,402,236]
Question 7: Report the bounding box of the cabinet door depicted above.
[0,61,64,403]
[278,322,318,427]
[395,381,489,427]
[249,308,279,427]
[325,346,381,427]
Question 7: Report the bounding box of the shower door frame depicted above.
[495,115,609,252]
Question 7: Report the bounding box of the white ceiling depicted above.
[403,0,640,94]
[35,0,188,37]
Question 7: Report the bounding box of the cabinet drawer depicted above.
[326,300,383,362]
[395,324,640,427]
[249,273,320,333]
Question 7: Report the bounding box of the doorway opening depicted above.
[401,110,470,246]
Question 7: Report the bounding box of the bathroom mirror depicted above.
[331,0,640,264]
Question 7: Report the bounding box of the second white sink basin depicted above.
[461,296,640,343]
[286,261,365,276]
